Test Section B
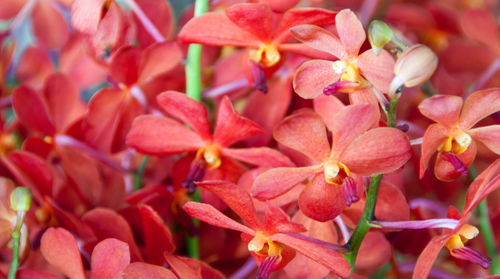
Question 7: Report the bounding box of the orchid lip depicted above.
[250,61,268,93]
[341,177,359,206]
[451,247,492,269]
[182,159,206,193]
[323,80,359,95]
[441,152,469,176]
[256,255,281,279]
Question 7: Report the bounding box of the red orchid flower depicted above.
[418,89,500,181]
[252,104,411,222]
[183,180,351,279]
[126,91,292,192]
[291,9,395,106]
[413,159,500,278]
[178,2,336,92]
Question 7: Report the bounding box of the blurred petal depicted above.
[330,104,379,159]
[275,8,337,41]
[464,159,500,215]
[358,49,395,92]
[15,46,53,88]
[164,254,200,279]
[213,96,263,147]
[468,125,500,154]
[183,202,254,235]
[412,236,447,279]
[336,9,365,56]
[419,124,449,178]
[157,91,211,140]
[134,0,174,46]
[123,262,176,279]
[298,175,345,222]
[12,86,55,136]
[91,239,130,279]
[178,12,261,47]
[418,95,462,128]
[262,0,299,13]
[139,205,176,264]
[138,42,182,83]
[32,0,69,49]
[343,127,411,176]
[225,3,273,42]
[252,165,319,200]
[290,25,345,58]
[71,0,107,34]
[126,115,204,155]
[355,232,391,269]
[461,9,500,50]
[196,180,262,229]
[109,47,141,86]
[293,60,341,99]
[40,228,85,279]
[459,88,500,129]
[274,110,330,162]
[221,147,293,167]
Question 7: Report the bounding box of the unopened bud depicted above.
[390,44,438,95]
[10,187,32,212]
[368,20,393,55]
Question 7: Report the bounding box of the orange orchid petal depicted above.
[183,201,255,235]
[225,3,273,42]
[221,147,293,167]
[357,49,395,93]
[412,235,447,279]
[263,205,306,234]
[335,9,365,57]
[459,88,500,130]
[252,166,320,201]
[313,95,345,132]
[293,60,342,99]
[40,228,85,279]
[298,175,345,222]
[270,232,351,278]
[156,91,211,141]
[273,110,330,162]
[348,87,379,108]
[91,239,130,279]
[419,123,450,178]
[460,9,500,50]
[418,95,462,128]
[196,180,262,229]
[275,8,337,42]
[464,159,500,215]
[342,127,411,176]
[290,25,345,58]
[178,12,261,47]
[468,125,500,155]
[126,115,204,155]
[123,262,177,279]
[330,104,379,159]
[214,96,263,147]
[12,85,55,136]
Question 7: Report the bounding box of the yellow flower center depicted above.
[445,224,479,251]
[248,231,283,257]
[324,161,351,185]
[249,44,281,68]
[196,144,221,169]
[437,131,472,155]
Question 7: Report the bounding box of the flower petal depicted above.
[252,166,320,200]
[12,85,55,136]
[290,25,345,58]
[418,95,462,128]
[335,9,365,56]
[156,91,211,140]
[460,9,500,50]
[275,8,337,42]
[164,254,200,279]
[138,42,182,83]
[71,0,107,34]
[342,127,411,176]
[464,159,500,215]
[459,88,500,129]
[123,262,177,279]
[270,232,350,278]
[15,46,53,89]
[178,12,261,47]
[419,123,450,178]
[139,205,176,265]
[213,96,263,147]
[225,3,273,42]
[40,228,85,279]
[298,175,345,222]
[293,60,341,99]
[412,236,447,279]
[134,0,175,46]
[468,125,500,155]
[274,110,330,162]
[32,0,69,49]
[330,104,379,159]
[358,49,395,92]
[263,205,306,233]
[313,95,345,132]
[126,115,204,155]
[109,47,141,87]
[196,180,261,229]
[355,232,391,269]
[221,147,293,167]
[183,201,254,235]
[91,239,130,279]
[434,142,476,181]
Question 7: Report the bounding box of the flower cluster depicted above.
[0,1,500,279]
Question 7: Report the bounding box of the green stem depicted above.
[8,213,24,279]
[184,0,209,259]
[345,97,399,275]
[133,156,150,191]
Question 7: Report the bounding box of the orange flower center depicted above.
[445,224,479,251]
[324,161,351,185]
[249,44,281,68]
[196,144,221,169]
[437,131,472,155]
[248,231,282,257]
[0,133,16,155]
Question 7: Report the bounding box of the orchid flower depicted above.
[291,9,395,106]
[183,180,351,279]
[252,104,411,221]
[418,89,500,181]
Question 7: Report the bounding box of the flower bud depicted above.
[368,20,393,55]
[389,44,438,95]
[10,187,32,212]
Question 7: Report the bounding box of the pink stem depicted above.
[334,216,350,244]
[204,79,249,98]
[229,257,257,279]
[121,0,165,43]
[122,148,136,194]
[374,218,459,230]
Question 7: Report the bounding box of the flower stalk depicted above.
[8,187,32,279]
